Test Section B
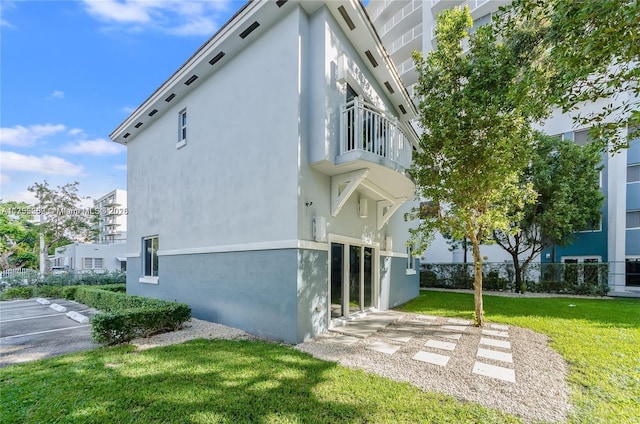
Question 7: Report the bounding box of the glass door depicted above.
[330,243,344,319]
[330,241,376,320]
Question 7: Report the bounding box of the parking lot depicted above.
[0,298,99,367]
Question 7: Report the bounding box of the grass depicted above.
[2,292,638,423]
[400,290,640,424]
[0,340,520,424]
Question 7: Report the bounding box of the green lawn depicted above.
[2,292,638,423]
[400,291,640,424]
[0,339,519,424]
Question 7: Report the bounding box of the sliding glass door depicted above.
[330,241,376,320]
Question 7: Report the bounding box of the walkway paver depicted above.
[472,361,516,382]
[367,341,401,355]
[481,329,509,338]
[425,339,456,351]
[480,337,511,349]
[442,325,467,332]
[432,331,462,340]
[477,347,513,363]
[412,350,450,366]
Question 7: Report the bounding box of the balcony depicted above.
[340,98,412,172]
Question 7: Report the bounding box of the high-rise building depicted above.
[367,0,639,296]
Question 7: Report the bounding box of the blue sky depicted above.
[1,0,248,205]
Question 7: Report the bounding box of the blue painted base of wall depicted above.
[127,248,419,344]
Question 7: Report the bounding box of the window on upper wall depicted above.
[628,164,640,183]
[143,236,159,278]
[580,217,602,232]
[573,128,592,146]
[627,211,640,229]
[406,244,416,274]
[83,258,105,269]
[177,109,187,149]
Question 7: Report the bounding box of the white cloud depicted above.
[2,190,37,205]
[1,152,84,176]
[62,138,125,156]
[48,90,65,99]
[0,124,66,147]
[68,128,86,137]
[122,106,136,114]
[82,0,152,24]
[0,2,16,28]
[81,0,232,36]
[114,164,127,171]
[0,173,10,185]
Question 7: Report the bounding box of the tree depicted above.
[493,132,605,290]
[410,7,548,326]
[499,0,640,151]
[28,181,93,273]
[0,201,39,270]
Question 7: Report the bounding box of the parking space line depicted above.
[1,325,90,340]
[0,310,93,323]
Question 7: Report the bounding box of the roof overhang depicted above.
[109,0,417,146]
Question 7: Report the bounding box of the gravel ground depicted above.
[131,315,570,423]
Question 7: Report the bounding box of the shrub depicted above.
[74,286,191,345]
[0,286,34,300]
[90,304,191,345]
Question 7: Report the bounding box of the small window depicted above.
[143,236,159,277]
[581,217,602,232]
[627,164,640,183]
[406,244,416,274]
[626,258,640,286]
[573,128,592,146]
[177,109,187,148]
[627,211,640,229]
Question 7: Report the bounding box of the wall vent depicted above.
[365,50,378,68]
[165,93,176,102]
[184,75,198,86]
[384,81,394,94]
[134,122,143,128]
[208,51,226,65]
[239,21,260,39]
[148,109,158,116]
[276,0,288,7]
[123,133,130,139]
[338,6,356,31]
[398,104,407,114]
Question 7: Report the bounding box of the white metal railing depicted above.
[380,0,422,37]
[388,24,422,55]
[340,98,412,170]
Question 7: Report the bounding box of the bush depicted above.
[0,286,34,300]
[74,286,191,345]
[90,304,191,345]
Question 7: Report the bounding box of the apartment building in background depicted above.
[94,189,127,244]
[367,0,640,295]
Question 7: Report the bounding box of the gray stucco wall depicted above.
[296,249,329,342]
[379,255,420,310]
[127,249,300,343]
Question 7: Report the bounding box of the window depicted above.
[177,109,187,148]
[406,245,416,274]
[627,211,640,229]
[83,258,104,269]
[626,258,640,287]
[143,236,159,278]
[628,164,640,183]
[580,217,602,232]
[573,128,592,146]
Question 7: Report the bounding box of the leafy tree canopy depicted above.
[498,0,640,151]
[410,6,547,325]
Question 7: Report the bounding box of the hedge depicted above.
[74,286,190,345]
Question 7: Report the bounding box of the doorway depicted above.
[330,241,376,320]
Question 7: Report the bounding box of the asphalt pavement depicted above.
[0,298,99,367]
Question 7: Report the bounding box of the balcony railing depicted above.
[341,98,412,171]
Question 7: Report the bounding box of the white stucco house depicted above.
[109,0,420,343]
[50,242,127,274]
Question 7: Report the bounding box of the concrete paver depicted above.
[480,337,511,349]
[473,361,516,382]
[367,341,402,355]
[477,347,513,363]
[425,339,456,351]
[412,350,450,366]
[481,329,509,338]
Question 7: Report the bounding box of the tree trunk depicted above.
[469,233,484,326]
[512,252,522,292]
